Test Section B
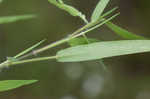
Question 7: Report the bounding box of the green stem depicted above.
[77,17,108,72]
[71,13,119,38]
[0,61,9,69]
[70,7,118,37]
[33,38,70,55]
[0,13,119,68]
[8,56,57,66]
[15,13,119,61]
[33,8,118,55]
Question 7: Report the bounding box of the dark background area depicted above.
[0,0,150,99]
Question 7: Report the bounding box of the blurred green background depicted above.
[0,0,150,99]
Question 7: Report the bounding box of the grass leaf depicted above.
[14,39,46,58]
[48,0,88,23]
[0,80,38,92]
[91,0,110,22]
[106,22,146,39]
[0,15,36,24]
[57,40,150,62]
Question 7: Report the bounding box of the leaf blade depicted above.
[105,21,146,39]
[0,80,38,92]
[57,40,150,62]
[91,0,110,22]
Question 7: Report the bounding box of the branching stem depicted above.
[0,13,119,68]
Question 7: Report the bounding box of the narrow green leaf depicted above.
[0,15,36,24]
[48,0,88,23]
[0,80,38,92]
[14,39,46,58]
[105,22,146,39]
[57,40,150,62]
[91,0,110,22]
[68,37,99,47]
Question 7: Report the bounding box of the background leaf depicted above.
[57,40,150,62]
[91,0,110,22]
[0,15,36,24]
[105,22,146,39]
[0,80,38,92]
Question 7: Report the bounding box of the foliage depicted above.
[91,0,110,22]
[0,0,148,93]
[0,4,37,92]
[57,40,150,62]
[0,80,37,92]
